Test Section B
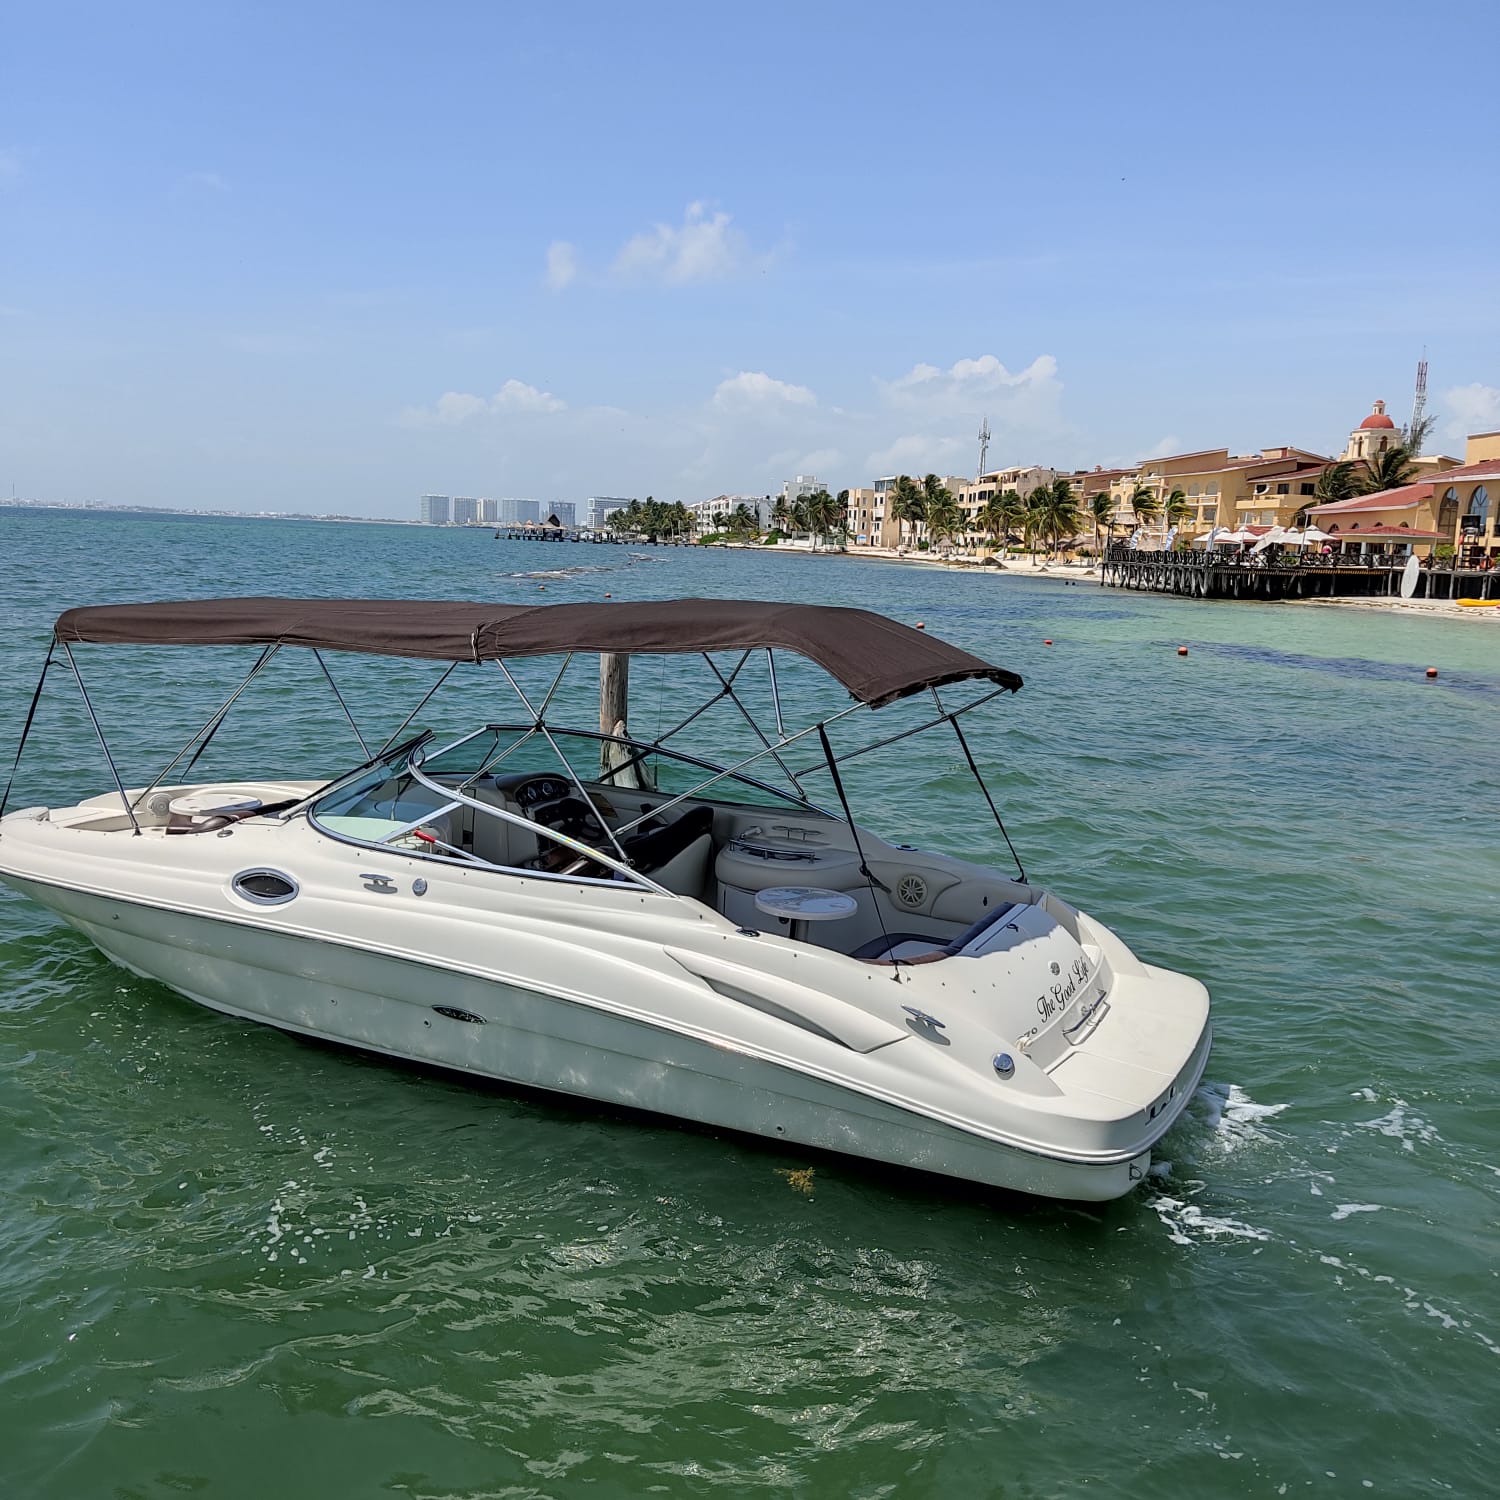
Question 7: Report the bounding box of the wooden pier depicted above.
[491,526,691,545]
[1100,549,1500,603]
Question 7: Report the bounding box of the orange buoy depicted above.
[1177,645,1189,656]
[915,621,925,630]
[1043,639,1053,646]
[1425,666,1438,678]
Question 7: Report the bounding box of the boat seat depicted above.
[618,805,714,896]
[850,933,949,962]
[852,903,1019,964]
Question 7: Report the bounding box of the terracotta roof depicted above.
[1308,483,1433,515]
[1359,413,1396,430]
[1425,460,1500,483]
[1328,524,1442,539]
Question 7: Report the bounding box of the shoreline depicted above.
[753,544,1500,621]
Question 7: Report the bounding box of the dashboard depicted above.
[513,776,571,810]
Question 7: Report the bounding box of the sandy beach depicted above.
[759,544,1500,620]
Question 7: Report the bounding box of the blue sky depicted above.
[3,0,1497,516]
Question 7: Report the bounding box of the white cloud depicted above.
[865,434,968,476]
[493,378,565,413]
[879,353,1060,405]
[796,447,844,473]
[399,380,566,428]
[545,240,578,292]
[613,201,755,285]
[1442,383,1500,438]
[712,371,815,410]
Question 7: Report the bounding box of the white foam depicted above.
[1152,1193,1272,1246]
[1331,1203,1382,1222]
[1357,1099,1440,1153]
[1191,1080,1288,1156]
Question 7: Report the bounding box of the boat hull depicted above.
[5,873,1202,1201]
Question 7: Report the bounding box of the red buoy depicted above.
[1177,645,1189,656]
[1043,639,1053,646]
[915,621,925,630]
[1425,666,1438,678]
[605,592,612,598]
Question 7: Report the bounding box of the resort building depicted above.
[954,467,1059,547]
[689,494,772,533]
[450,496,481,526]
[1340,399,1458,481]
[1305,485,1444,553]
[844,487,893,547]
[1104,447,1333,535]
[1341,400,1401,463]
[418,493,450,525]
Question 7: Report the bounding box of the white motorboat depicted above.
[0,597,1210,1201]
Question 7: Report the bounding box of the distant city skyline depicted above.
[3,2,1497,518]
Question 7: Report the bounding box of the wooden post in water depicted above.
[599,652,629,781]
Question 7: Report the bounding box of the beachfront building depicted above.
[451,496,481,526]
[547,501,577,528]
[844,488,883,546]
[1305,484,1444,554]
[1341,400,1401,463]
[688,494,772,533]
[588,497,632,528]
[1104,447,1334,537]
[419,493,451,525]
[1340,399,1458,481]
[1307,431,1499,559]
[953,467,1059,550]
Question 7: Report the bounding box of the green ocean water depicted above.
[0,510,1496,1499]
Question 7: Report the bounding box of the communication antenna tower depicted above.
[977,417,991,477]
[1407,357,1428,453]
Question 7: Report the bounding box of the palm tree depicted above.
[801,488,840,549]
[920,475,959,552]
[1128,482,1161,529]
[771,495,791,534]
[1090,491,1114,554]
[888,475,926,550]
[1024,486,1051,565]
[1314,461,1360,502]
[1360,444,1417,496]
[1164,488,1192,535]
[997,489,1027,558]
[925,492,964,552]
[1043,477,1081,558]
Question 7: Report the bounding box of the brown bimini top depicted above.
[52,596,1021,708]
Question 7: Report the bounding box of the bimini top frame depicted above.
[51,596,1022,708]
[4,598,1028,886]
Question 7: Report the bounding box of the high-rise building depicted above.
[419,494,451,525]
[588,497,633,528]
[479,498,498,524]
[451,496,481,526]
[495,498,541,525]
[545,501,577,528]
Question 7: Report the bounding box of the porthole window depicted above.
[232,869,299,905]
